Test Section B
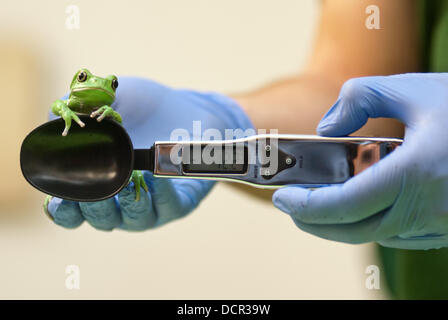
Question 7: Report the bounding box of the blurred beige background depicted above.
[0,0,385,299]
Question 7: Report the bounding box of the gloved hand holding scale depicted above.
[273,73,448,250]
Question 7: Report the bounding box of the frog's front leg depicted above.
[90,105,123,124]
[51,99,85,136]
[130,170,149,201]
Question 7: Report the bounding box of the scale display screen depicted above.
[182,145,248,174]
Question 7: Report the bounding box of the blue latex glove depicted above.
[47,77,253,231]
[273,73,448,250]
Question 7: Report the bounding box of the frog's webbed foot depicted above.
[130,170,149,201]
[90,106,122,123]
[61,109,85,136]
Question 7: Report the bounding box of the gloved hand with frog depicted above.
[44,68,253,231]
[47,68,147,203]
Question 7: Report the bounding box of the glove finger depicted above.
[317,76,410,137]
[79,198,122,231]
[47,197,85,228]
[290,207,399,244]
[118,184,157,231]
[378,235,448,250]
[273,145,406,224]
[144,171,214,227]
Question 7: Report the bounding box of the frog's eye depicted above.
[77,71,88,82]
[111,79,119,91]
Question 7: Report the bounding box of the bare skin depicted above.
[230,0,419,199]
[233,0,418,135]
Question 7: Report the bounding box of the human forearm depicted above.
[232,73,343,134]
[232,0,419,137]
[232,72,403,137]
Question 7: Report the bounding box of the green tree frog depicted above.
[47,68,148,204]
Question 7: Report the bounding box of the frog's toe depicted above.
[90,107,103,118]
[142,180,149,193]
[62,127,69,136]
[132,178,142,201]
[98,109,113,122]
[76,119,85,127]
[90,112,98,118]
[43,195,54,221]
[134,187,141,202]
[130,171,148,202]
